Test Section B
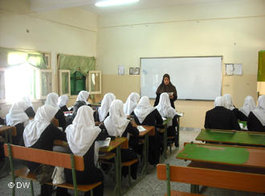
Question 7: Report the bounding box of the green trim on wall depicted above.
[258,50,265,81]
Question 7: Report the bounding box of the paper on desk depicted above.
[97,137,111,147]
[137,126,146,132]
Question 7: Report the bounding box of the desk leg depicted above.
[114,146,121,196]
[163,128,167,160]
[141,134,149,175]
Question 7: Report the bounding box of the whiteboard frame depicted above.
[140,56,223,101]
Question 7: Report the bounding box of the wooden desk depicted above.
[177,143,265,193]
[100,137,127,196]
[138,126,155,175]
[0,125,16,143]
[54,137,127,196]
[196,129,265,147]
[177,143,265,169]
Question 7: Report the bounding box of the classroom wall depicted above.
[97,0,265,128]
[0,0,98,116]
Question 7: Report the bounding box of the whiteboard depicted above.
[140,56,222,100]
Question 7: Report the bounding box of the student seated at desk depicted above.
[247,95,265,132]
[58,94,69,112]
[101,99,139,179]
[5,97,35,145]
[45,92,66,131]
[97,93,116,122]
[238,96,256,121]
[71,90,90,119]
[61,106,105,196]
[123,92,140,116]
[23,105,66,196]
[204,96,240,130]
[223,94,241,120]
[132,96,163,165]
[156,92,179,147]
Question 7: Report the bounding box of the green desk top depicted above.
[196,129,265,146]
[177,143,249,165]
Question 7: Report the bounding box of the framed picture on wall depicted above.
[129,67,134,75]
[134,67,140,75]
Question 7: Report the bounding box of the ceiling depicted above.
[30,0,229,15]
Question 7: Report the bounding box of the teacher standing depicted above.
[154,74,178,108]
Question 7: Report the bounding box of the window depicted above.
[59,70,71,96]
[0,51,52,102]
[88,71,102,94]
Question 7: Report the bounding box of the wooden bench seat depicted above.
[157,163,265,196]
[4,143,102,196]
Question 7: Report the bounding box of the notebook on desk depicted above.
[137,126,146,132]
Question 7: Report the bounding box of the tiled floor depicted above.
[0,128,263,196]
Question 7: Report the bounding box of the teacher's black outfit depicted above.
[154,74,177,108]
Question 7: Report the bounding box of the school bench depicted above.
[4,143,102,196]
[157,163,265,196]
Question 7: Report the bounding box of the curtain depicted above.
[258,50,265,81]
[0,47,47,68]
[58,54,95,75]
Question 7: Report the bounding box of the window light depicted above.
[95,0,139,7]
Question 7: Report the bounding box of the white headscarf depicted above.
[76,91,90,104]
[65,106,101,156]
[239,96,256,117]
[22,96,33,108]
[123,92,140,115]
[6,99,31,126]
[134,96,155,124]
[23,105,58,147]
[58,95,69,108]
[105,100,130,137]
[98,93,116,122]
[223,94,235,110]
[251,95,265,126]
[214,96,224,107]
[156,93,177,119]
[45,92,60,111]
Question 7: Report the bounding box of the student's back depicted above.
[204,106,240,130]
[204,96,240,130]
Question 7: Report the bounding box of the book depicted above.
[137,125,146,132]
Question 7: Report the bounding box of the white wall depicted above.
[0,0,98,116]
[97,0,265,128]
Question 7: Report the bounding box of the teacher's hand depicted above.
[169,95,174,99]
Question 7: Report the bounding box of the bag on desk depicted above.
[52,166,65,185]
[33,164,54,184]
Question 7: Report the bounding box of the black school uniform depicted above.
[204,106,240,130]
[60,105,69,112]
[25,123,66,196]
[101,122,139,179]
[247,112,265,132]
[55,109,66,131]
[132,109,163,165]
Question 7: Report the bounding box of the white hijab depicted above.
[65,106,101,156]
[105,100,130,137]
[6,99,31,126]
[223,94,235,110]
[123,92,140,115]
[23,105,58,147]
[156,93,177,119]
[76,91,90,104]
[58,95,69,108]
[214,96,224,107]
[98,93,116,122]
[252,95,265,126]
[134,96,155,124]
[240,96,256,117]
[45,92,60,111]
